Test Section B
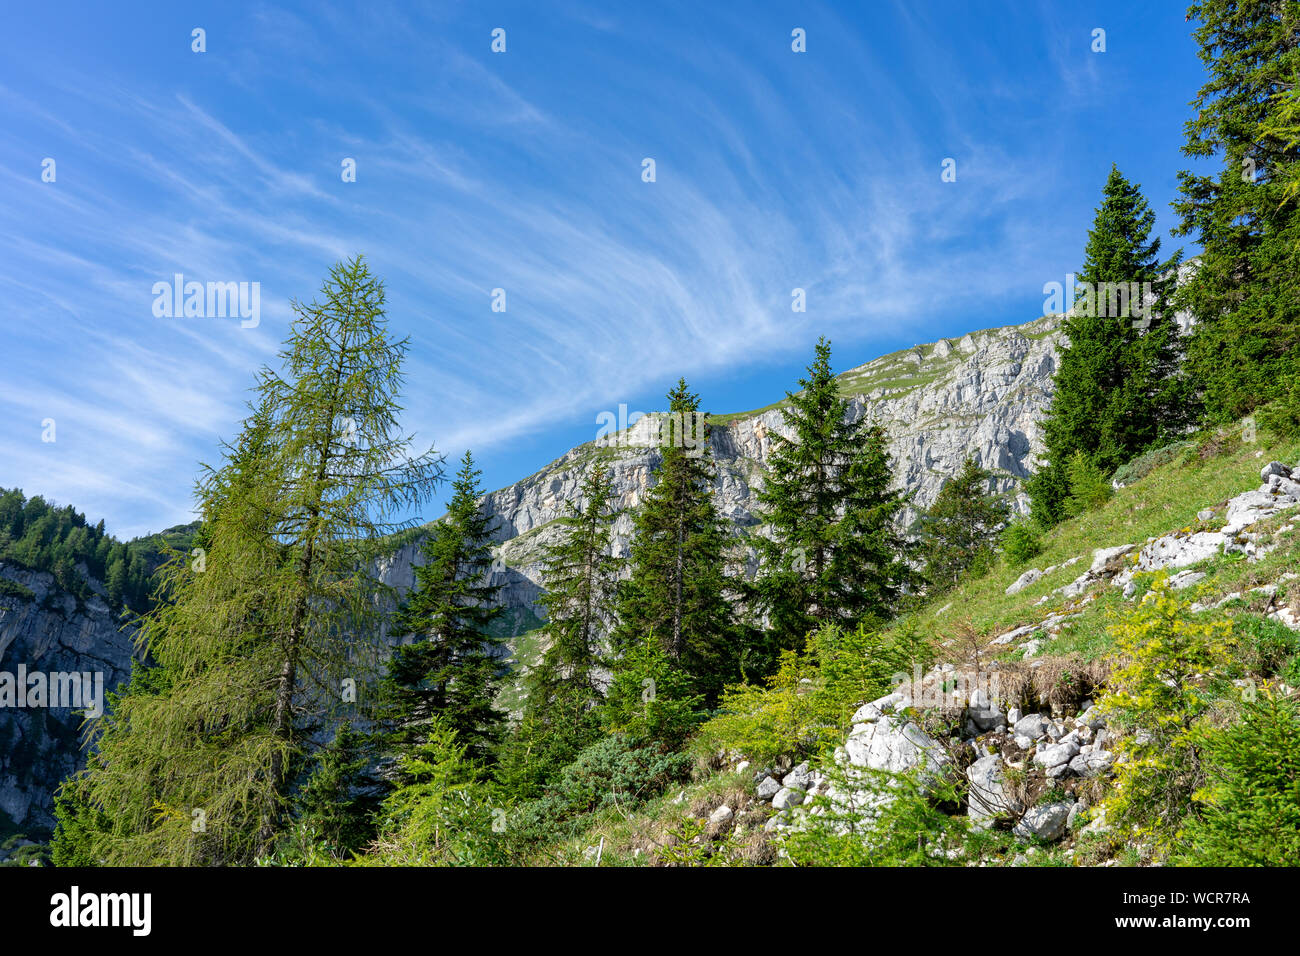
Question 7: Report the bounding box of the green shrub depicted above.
[697,622,934,764]
[1257,374,1300,441]
[354,717,511,867]
[1178,690,1300,866]
[780,764,1003,866]
[290,726,384,861]
[0,578,35,601]
[601,631,706,751]
[1111,440,1194,487]
[49,773,112,867]
[1065,450,1113,516]
[553,734,690,814]
[504,734,691,851]
[657,816,744,867]
[1097,581,1236,858]
[1000,521,1043,568]
[1231,613,1300,683]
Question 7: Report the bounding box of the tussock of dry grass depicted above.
[996,656,1110,714]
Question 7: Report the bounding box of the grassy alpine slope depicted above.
[536,420,1300,867]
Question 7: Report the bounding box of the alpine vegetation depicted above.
[0,0,1294,892]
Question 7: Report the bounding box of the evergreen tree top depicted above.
[1079,165,1163,286]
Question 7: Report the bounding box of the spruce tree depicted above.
[753,338,912,652]
[1174,0,1300,423]
[383,451,505,770]
[537,465,620,698]
[613,379,737,703]
[498,465,619,797]
[919,455,1008,592]
[1029,166,1183,525]
[56,256,443,865]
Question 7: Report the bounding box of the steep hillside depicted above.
[1,313,1064,849]
[540,429,1300,866]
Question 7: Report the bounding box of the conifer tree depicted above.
[1174,0,1300,423]
[1029,166,1184,525]
[382,451,505,770]
[536,464,620,699]
[919,455,1008,592]
[498,466,619,796]
[613,379,737,703]
[753,338,912,652]
[55,256,443,865]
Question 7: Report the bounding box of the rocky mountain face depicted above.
[377,313,1064,634]
[0,564,139,840]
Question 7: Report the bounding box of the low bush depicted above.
[550,733,691,816]
[1257,374,1300,442]
[1096,582,1236,858]
[696,622,934,765]
[1111,440,1194,487]
[1065,450,1113,516]
[0,578,35,602]
[1177,690,1300,866]
[1000,521,1043,568]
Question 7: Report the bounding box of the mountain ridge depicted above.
[374,312,1066,637]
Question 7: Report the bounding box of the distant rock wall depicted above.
[0,564,138,837]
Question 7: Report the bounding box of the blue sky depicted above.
[0,1,1210,538]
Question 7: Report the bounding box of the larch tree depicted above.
[53,255,443,865]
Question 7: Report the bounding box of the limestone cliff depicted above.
[377,313,1064,631]
[0,564,138,839]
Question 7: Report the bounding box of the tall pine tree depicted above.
[1173,0,1300,423]
[498,465,620,797]
[753,338,912,652]
[1029,166,1186,525]
[533,464,620,707]
[613,379,737,703]
[382,451,505,771]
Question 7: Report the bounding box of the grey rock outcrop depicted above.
[842,698,951,782]
[756,775,781,801]
[0,563,139,837]
[966,753,1020,823]
[1033,740,1081,770]
[772,787,804,811]
[1013,802,1073,842]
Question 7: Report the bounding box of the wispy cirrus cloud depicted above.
[0,0,1199,536]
